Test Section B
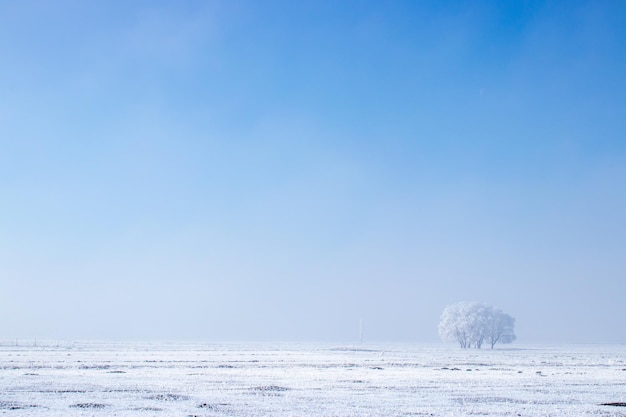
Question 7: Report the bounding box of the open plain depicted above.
[0,342,625,416]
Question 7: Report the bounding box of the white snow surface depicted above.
[1,342,625,416]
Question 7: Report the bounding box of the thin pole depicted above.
[359,318,363,345]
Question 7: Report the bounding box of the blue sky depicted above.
[1,0,625,343]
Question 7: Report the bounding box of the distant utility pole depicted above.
[359,318,363,345]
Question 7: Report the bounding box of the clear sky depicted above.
[1,0,625,343]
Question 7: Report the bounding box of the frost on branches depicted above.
[438,302,516,349]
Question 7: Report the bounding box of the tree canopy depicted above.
[438,302,516,349]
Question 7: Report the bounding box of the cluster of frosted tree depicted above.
[438,302,516,349]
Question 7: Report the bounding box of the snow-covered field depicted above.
[1,342,625,416]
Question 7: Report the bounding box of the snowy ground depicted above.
[0,342,625,416]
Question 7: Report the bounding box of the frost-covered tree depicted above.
[438,302,516,349]
[438,302,480,348]
[484,308,516,349]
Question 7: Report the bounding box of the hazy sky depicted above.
[1,0,625,343]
